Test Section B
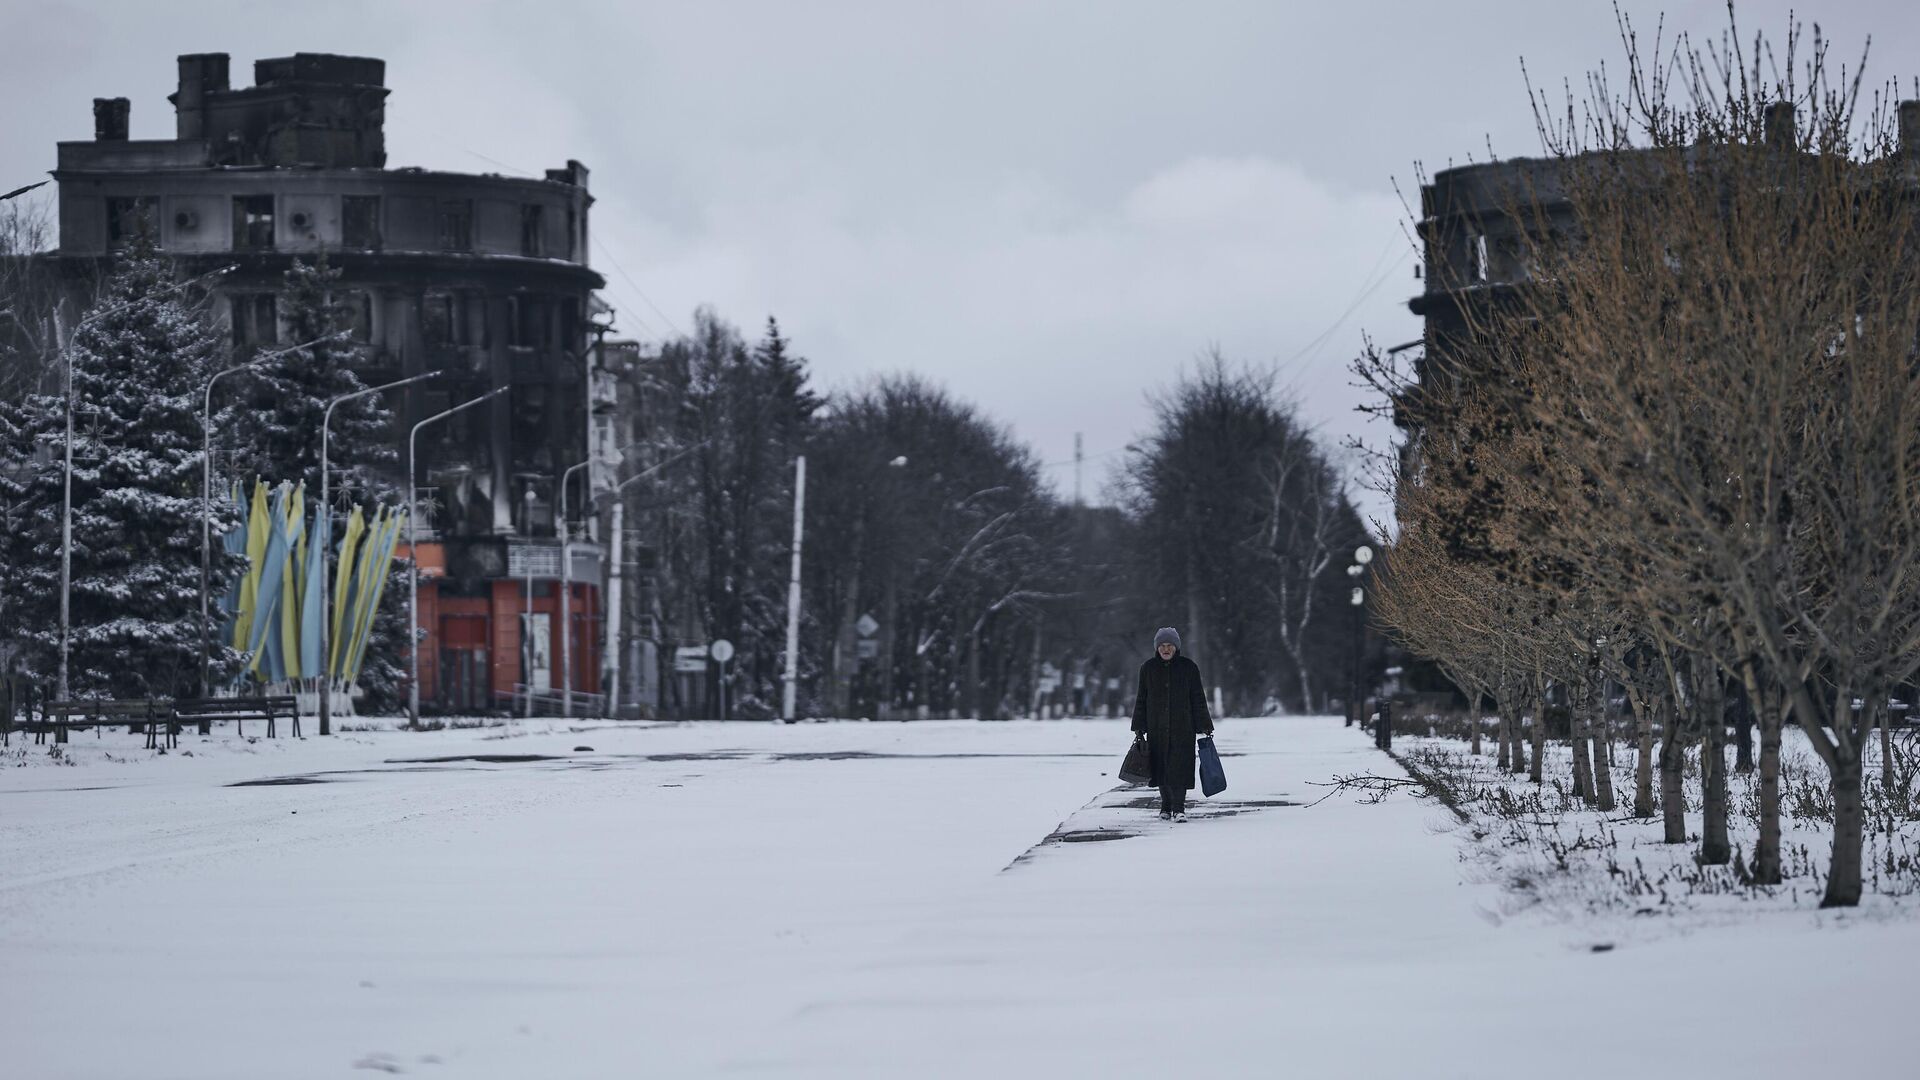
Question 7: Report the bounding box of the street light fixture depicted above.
[406,385,510,725]
[555,440,643,719]
[523,487,537,719]
[1347,544,1373,727]
[319,370,440,734]
[601,439,711,719]
[198,338,329,698]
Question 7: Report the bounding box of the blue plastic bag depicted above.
[1197,736,1226,796]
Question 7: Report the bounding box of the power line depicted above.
[1277,232,1413,370]
[591,235,684,340]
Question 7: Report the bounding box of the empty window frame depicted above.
[424,291,487,348]
[231,292,278,347]
[342,290,374,343]
[232,195,275,251]
[105,196,157,249]
[520,203,545,257]
[342,195,382,250]
[507,294,550,349]
[438,199,473,252]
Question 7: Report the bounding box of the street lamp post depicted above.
[198,339,327,698]
[320,371,439,735]
[200,359,257,697]
[1347,544,1373,728]
[406,386,510,726]
[601,440,711,719]
[523,487,537,719]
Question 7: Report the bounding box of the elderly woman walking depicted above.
[1130,626,1214,820]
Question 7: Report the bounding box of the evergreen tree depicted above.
[3,236,241,698]
[236,253,396,507]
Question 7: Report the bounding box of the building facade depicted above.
[51,52,612,712]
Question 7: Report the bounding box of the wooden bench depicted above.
[44,699,172,748]
[171,696,301,741]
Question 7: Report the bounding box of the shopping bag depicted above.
[1119,735,1152,785]
[1197,736,1227,796]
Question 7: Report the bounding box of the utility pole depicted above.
[1073,432,1083,508]
[604,498,624,718]
[781,455,806,721]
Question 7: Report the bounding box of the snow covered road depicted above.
[2,717,1912,1078]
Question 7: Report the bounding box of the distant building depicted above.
[1406,100,1920,440]
[50,52,613,713]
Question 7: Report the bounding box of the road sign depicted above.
[855,613,880,638]
[710,639,735,664]
[674,646,709,673]
[856,639,879,660]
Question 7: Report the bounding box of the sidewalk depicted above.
[715,718,1919,1079]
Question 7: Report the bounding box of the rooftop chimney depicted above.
[1764,102,1796,150]
[170,53,230,140]
[1901,100,1920,163]
[92,97,129,142]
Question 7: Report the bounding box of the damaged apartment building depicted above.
[48,51,623,712]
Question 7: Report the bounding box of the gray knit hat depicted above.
[1153,626,1181,650]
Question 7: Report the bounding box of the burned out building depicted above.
[51,52,612,712]
[1407,101,1920,402]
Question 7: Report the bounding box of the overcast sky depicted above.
[8,1,1920,526]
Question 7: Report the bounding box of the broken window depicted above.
[231,293,278,347]
[559,297,580,350]
[343,291,374,343]
[105,196,157,249]
[232,195,275,251]
[425,291,487,349]
[342,195,381,250]
[423,292,455,347]
[507,294,551,349]
[438,199,473,252]
[520,203,545,257]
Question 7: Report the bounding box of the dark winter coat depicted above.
[1131,652,1215,790]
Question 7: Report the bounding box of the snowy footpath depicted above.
[2,716,1913,1078]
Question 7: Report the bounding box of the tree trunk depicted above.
[1469,690,1483,757]
[1659,699,1687,844]
[1630,691,1654,818]
[1590,679,1616,812]
[1734,693,1755,774]
[1496,696,1511,770]
[965,621,983,720]
[1822,752,1865,908]
[1754,689,1782,886]
[1699,673,1731,866]
[1570,685,1596,805]
[1880,703,1895,792]
[1528,689,1545,785]
[1508,704,1528,775]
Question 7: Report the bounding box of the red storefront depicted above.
[403,542,602,713]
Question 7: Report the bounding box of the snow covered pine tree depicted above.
[4,234,240,699]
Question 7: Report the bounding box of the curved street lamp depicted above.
[319,370,440,734]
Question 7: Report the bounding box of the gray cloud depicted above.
[9,0,1920,527]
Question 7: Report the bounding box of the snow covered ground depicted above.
[2,716,1913,1078]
